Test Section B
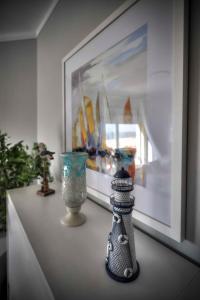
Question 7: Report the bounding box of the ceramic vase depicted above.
[60,152,88,227]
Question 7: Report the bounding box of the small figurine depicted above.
[105,167,139,282]
[36,143,55,196]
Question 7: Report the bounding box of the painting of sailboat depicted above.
[65,0,182,232]
[71,24,149,184]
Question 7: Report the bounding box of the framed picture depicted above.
[62,0,187,242]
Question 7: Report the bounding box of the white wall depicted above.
[0,39,37,148]
[37,0,200,263]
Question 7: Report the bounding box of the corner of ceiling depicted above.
[35,0,59,37]
[0,0,59,42]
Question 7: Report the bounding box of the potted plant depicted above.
[0,132,54,231]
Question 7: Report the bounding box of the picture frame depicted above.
[62,0,187,242]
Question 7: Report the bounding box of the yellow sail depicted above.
[123,97,133,123]
[86,158,99,171]
[101,129,107,149]
[79,107,87,146]
[84,96,95,134]
[72,121,77,149]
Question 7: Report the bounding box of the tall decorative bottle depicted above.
[60,152,88,227]
[105,167,140,282]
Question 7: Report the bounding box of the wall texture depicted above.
[0,39,37,148]
[37,0,200,263]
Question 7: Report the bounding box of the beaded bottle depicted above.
[105,168,140,282]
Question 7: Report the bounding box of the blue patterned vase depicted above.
[60,152,88,227]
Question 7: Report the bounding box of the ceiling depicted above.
[0,0,59,42]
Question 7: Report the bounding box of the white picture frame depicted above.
[62,0,187,242]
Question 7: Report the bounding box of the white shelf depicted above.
[7,183,199,300]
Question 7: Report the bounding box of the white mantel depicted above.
[7,183,199,300]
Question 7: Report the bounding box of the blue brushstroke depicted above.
[125,24,147,45]
[107,36,147,66]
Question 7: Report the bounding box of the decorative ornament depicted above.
[105,167,140,282]
[37,143,55,196]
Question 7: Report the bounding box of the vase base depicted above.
[60,212,86,227]
[105,261,140,283]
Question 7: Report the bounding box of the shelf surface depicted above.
[8,183,200,300]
